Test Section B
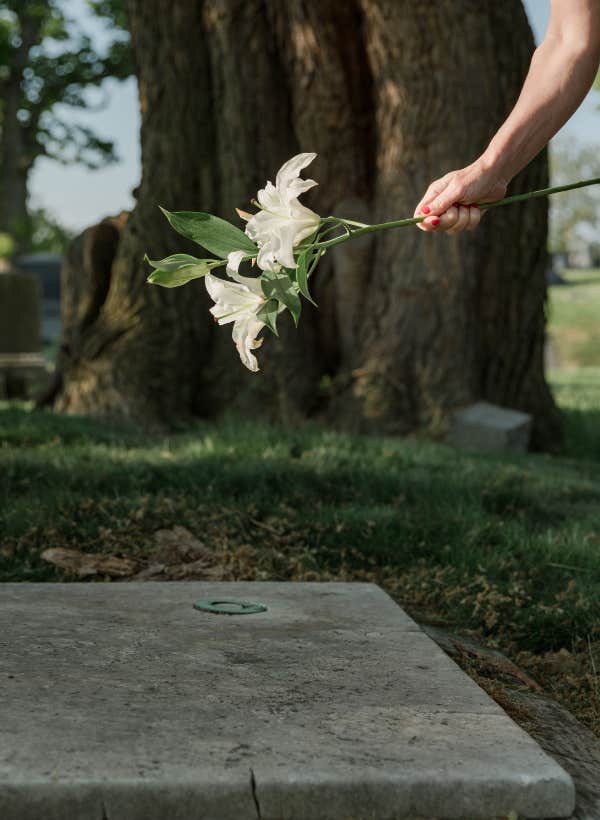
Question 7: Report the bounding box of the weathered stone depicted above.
[0,582,575,819]
[423,623,600,820]
[0,271,45,398]
[0,271,42,354]
[447,401,532,452]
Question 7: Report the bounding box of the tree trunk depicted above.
[0,79,31,243]
[54,0,213,425]
[335,0,560,448]
[0,12,42,245]
[53,0,561,448]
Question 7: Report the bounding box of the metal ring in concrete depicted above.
[193,599,268,615]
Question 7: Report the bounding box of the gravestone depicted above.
[447,401,532,452]
[0,582,575,820]
[0,270,46,398]
[14,252,63,345]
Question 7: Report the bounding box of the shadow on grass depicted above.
[550,375,600,462]
[1,403,600,655]
[561,408,600,461]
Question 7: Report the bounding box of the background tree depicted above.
[0,0,131,248]
[52,0,561,449]
[549,138,600,255]
[23,206,75,254]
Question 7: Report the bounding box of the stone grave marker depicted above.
[447,401,533,452]
[0,270,46,398]
[0,582,575,820]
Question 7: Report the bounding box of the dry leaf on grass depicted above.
[167,559,223,580]
[132,526,221,581]
[41,548,138,578]
[151,525,215,564]
[132,562,167,581]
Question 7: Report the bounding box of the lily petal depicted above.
[257,181,281,212]
[275,152,317,191]
[225,251,264,294]
[226,250,246,277]
[235,208,253,222]
[257,242,282,273]
[268,221,300,269]
[245,208,285,242]
[232,315,265,372]
[240,152,321,274]
[205,274,267,371]
[205,274,263,325]
[284,177,318,203]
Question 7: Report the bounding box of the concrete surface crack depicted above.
[249,767,262,819]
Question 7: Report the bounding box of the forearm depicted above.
[481,16,600,182]
[415,0,600,232]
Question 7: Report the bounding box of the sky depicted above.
[28,0,600,233]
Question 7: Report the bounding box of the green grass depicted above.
[548,267,600,367]
[1,403,599,649]
[550,368,600,460]
[1,276,599,731]
[0,406,600,636]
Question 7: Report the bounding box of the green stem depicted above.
[315,176,600,251]
[320,216,369,228]
[479,176,600,211]
[317,222,349,242]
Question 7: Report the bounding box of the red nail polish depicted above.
[431,218,440,227]
[472,203,479,208]
[453,203,459,208]
[421,205,430,214]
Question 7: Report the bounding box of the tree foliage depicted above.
[25,206,75,253]
[0,0,132,241]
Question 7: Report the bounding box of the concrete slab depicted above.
[0,582,575,819]
[447,401,532,452]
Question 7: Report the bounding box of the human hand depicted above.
[414,159,508,234]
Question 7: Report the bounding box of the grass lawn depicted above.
[548,267,600,368]
[0,266,598,734]
[550,368,600,461]
[1,390,599,734]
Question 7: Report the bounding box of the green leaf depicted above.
[145,255,210,288]
[261,270,302,326]
[146,253,204,272]
[147,266,208,288]
[257,298,280,336]
[159,207,257,259]
[295,250,318,306]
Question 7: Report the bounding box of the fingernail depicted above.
[472,203,479,208]
[421,205,430,214]
[453,202,459,208]
[431,218,440,227]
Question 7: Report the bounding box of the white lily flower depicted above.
[244,152,320,271]
[205,255,267,372]
[226,250,249,281]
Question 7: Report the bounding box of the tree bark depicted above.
[53,0,561,448]
[0,12,41,242]
[336,0,560,448]
[0,126,29,238]
[55,1,213,426]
